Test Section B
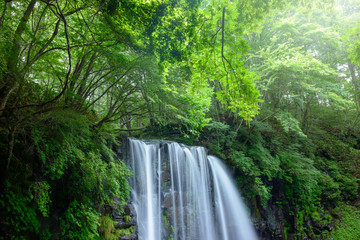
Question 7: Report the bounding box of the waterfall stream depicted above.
[126,139,257,240]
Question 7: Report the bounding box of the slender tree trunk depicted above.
[0,0,10,27]
[348,60,360,108]
[0,124,17,189]
[301,97,311,133]
[0,0,36,115]
[6,125,17,170]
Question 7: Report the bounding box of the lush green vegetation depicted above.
[0,0,359,239]
[330,204,360,239]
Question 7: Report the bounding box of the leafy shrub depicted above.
[29,181,51,217]
[60,201,100,240]
[278,150,322,207]
[0,109,133,239]
[0,183,40,239]
[32,109,131,206]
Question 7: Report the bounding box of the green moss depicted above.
[124,215,131,223]
[99,215,116,240]
[330,204,360,240]
[115,225,135,238]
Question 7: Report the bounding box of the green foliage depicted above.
[345,23,360,65]
[200,92,359,237]
[115,226,135,238]
[231,151,261,177]
[177,80,212,133]
[60,201,100,240]
[160,62,213,135]
[32,110,93,180]
[98,214,135,240]
[32,109,131,206]
[275,111,307,137]
[1,0,360,239]
[247,144,281,180]
[330,204,360,240]
[98,215,115,240]
[253,177,273,207]
[190,0,264,121]
[326,161,359,200]
[29,181,51,217]
[205,120,234,157]
[315,137,360,200]
[278,151,322,206]
[0,107,131,238]
[0,183,40,239]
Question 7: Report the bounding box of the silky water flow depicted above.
[126,139,258,240]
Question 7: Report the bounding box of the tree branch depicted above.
[220,7,237,80]
[22,19,62,73]
[0,0,11,27]
[115,127,146,132]
[85,56,143,109]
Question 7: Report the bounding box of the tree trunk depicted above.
[0,0,37,115]
[348,60,360,109]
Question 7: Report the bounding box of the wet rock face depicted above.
[254,203,285,240]
[248,180,336,240]
[103,201,137,240]
[114,204,137,240]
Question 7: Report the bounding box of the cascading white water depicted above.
[127,139,258,240]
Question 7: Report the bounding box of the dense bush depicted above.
[0,110,131,239]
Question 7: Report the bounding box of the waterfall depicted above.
[126,139,257,240]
